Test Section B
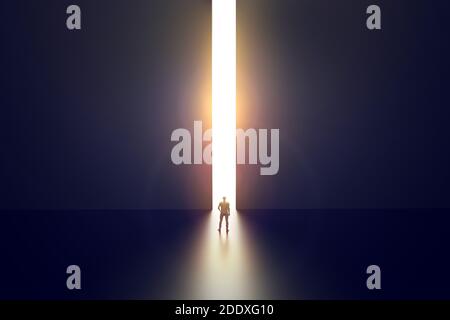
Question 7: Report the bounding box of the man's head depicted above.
[222,196,226,202]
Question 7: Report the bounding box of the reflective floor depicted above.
[1,209,450,299]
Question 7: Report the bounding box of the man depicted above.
[217,196,230,233]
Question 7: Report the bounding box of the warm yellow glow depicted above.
[212,0,236,210]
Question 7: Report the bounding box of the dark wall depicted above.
[237,0,450,209]
[1,0,212,210]
[1,1,449,210]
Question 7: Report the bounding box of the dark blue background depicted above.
[1,0,449,299]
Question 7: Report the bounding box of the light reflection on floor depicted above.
[175,210,275,299]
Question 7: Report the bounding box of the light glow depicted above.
[174,212,274,299]
[212,0,236,210]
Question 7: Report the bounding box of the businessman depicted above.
[217,196,230,233]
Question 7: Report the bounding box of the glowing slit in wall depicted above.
[212,0,236,210]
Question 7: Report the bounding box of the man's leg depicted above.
[225,214,229,232]
[218,214,224,231]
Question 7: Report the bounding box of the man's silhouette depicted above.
[218,196,230,233]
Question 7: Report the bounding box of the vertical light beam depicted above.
[212,0,236,210]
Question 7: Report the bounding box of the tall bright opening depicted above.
[212,0,236,210]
